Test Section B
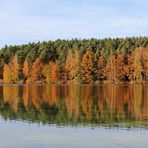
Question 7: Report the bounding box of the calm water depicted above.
[0,84,148,148]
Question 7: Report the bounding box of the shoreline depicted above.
[0,81,148,86]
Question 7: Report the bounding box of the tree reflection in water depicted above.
[0,84,148,127]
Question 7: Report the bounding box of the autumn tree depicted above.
[73,50,81,82]
[50,61,58,83]
[105,53,116,83]
[125,52,135,82]
[81,51,96,83]
[29,58,44,82]
[3,64,12,83]
[105,53,126,83]
[115,54,126,82]
[0,37,148,84]
[22,60,31,81]
[10,55,19,82]
[142,48,148,81]
[65,50,75,80]
[98,53,106,81]
[56,61,67,83]
[65,50,81,82]
[0,60,3,80]
[42,64,51,83]
[42,61,58,83]
[132,48,143,83]
[3,55,19,83]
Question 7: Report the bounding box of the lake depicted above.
[0,84,148,148]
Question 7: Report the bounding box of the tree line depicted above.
[0,37,148,84]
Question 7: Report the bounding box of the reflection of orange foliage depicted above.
[97,85,145,121]
[11,87,18,112]
[42,86,50,103]
[143,85,148,119]
[65,86,79,118]
[114,86,126,114]
[31,86,43,109]
[50,86,58,106]
[81,86,93,117]
[42,86,58,106]
[97,86,106,113]
[23,86,29,108]
[103,85,114,111]
[3,86,12,103]
[1,84,147,122]
[3,86,18,112]
[132,85,143,120]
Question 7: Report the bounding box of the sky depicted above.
[0,0,148,48]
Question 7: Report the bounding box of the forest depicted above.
[0,37,148,84]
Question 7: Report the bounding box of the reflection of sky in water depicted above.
[0,118,148,148]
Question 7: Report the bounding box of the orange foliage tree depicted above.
[65,50,81,82]
[98,53,106,81]
[81,51,96,83]
[105,54,116,82]
[125,52,135,82]
[30,58,44,82]
[105,53,125,83]
[115,54,126,82]
[56,61,67,83]
[50,62,59,83]
[133,48,143,82]
[73,50,81,81]
[142,48,148,81]
[22,60,31,80]
[65,50,75,80]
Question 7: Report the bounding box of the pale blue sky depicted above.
[0,0,148,47]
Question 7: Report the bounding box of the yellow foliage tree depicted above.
[11,55,19,82]
[65,50,74,80]
[42,64,51,83]
[42,61,59,83]
[50,61,58,83]
[3,64,12,83]
[22,60,31,80]
[3,55,19,83]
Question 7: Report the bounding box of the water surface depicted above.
[0,84,148,147]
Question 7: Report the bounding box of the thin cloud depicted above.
[0,0,148,47]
